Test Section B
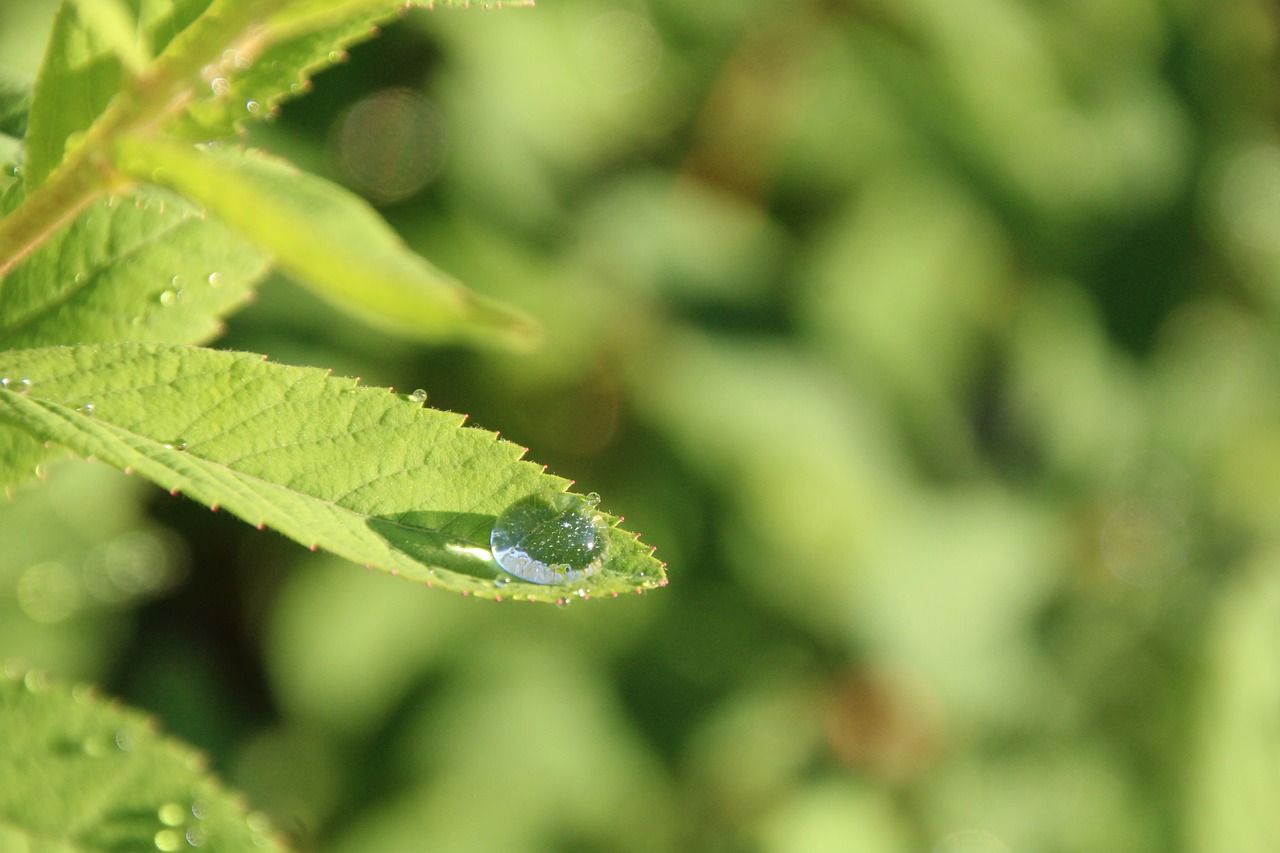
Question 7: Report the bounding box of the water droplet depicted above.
[210,77,230,96]
[2,163,19,177]
[328,50,349,63]
[155,829,183,851]
[33,464,45,479]
[82,735,109,757]
[245,812,271,833]
[22,670,47,692]
[73,272,85,284]
[207,272,223,288]
[159,290,179,306]
[78,403,95,416]
[20,378,31,390]
[1,378,8,388]
[115,729,134,751]
[490,492,608,584]
[158,803,185,826]
[493,576,508,588]
[409,388,428,404]
[185,826,207,847]
[171,275,186,288]
[245,99,260,114]
[191,799,207,820]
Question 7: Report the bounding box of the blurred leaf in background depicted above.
[5,0,1280,850]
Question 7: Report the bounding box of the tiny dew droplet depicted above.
[409,388,428,404]
[155,829,183,852]
[78,403,95,416]
[210,77,230,96]
[207,272,223,288]
[490,492,608,585]
[82,735,109,757]
[245,99,260,113]
[158,803,185,826]
[186,827,207,847]
[159,290,178,306]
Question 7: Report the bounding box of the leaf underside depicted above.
[0,344,666,602]
[0,668,286,852]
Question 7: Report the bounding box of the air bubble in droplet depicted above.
[245,100,260,114]
[210,77,230,96]
[158,803,185,826]
[490,491,608,584]
[409,389,428,404]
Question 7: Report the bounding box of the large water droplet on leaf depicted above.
[490,492,607,584]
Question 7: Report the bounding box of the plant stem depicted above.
[0,0,277,283]
[0,153,110,281]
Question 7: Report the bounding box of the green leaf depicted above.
[0,68,31,141]
[193,0,532,136]
[114,137,538,347]
[172,0,404,140]
[0,183,271,491]
[0,185,270,350]
[0,344,666,602]
[69,0,152,75]
[0,668,285,852]
[23,0,212,189]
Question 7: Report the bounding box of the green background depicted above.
[3,0,1279,850]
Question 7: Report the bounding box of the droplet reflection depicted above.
[490,491,608,584]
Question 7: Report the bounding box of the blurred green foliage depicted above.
[3,0,1280,850]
